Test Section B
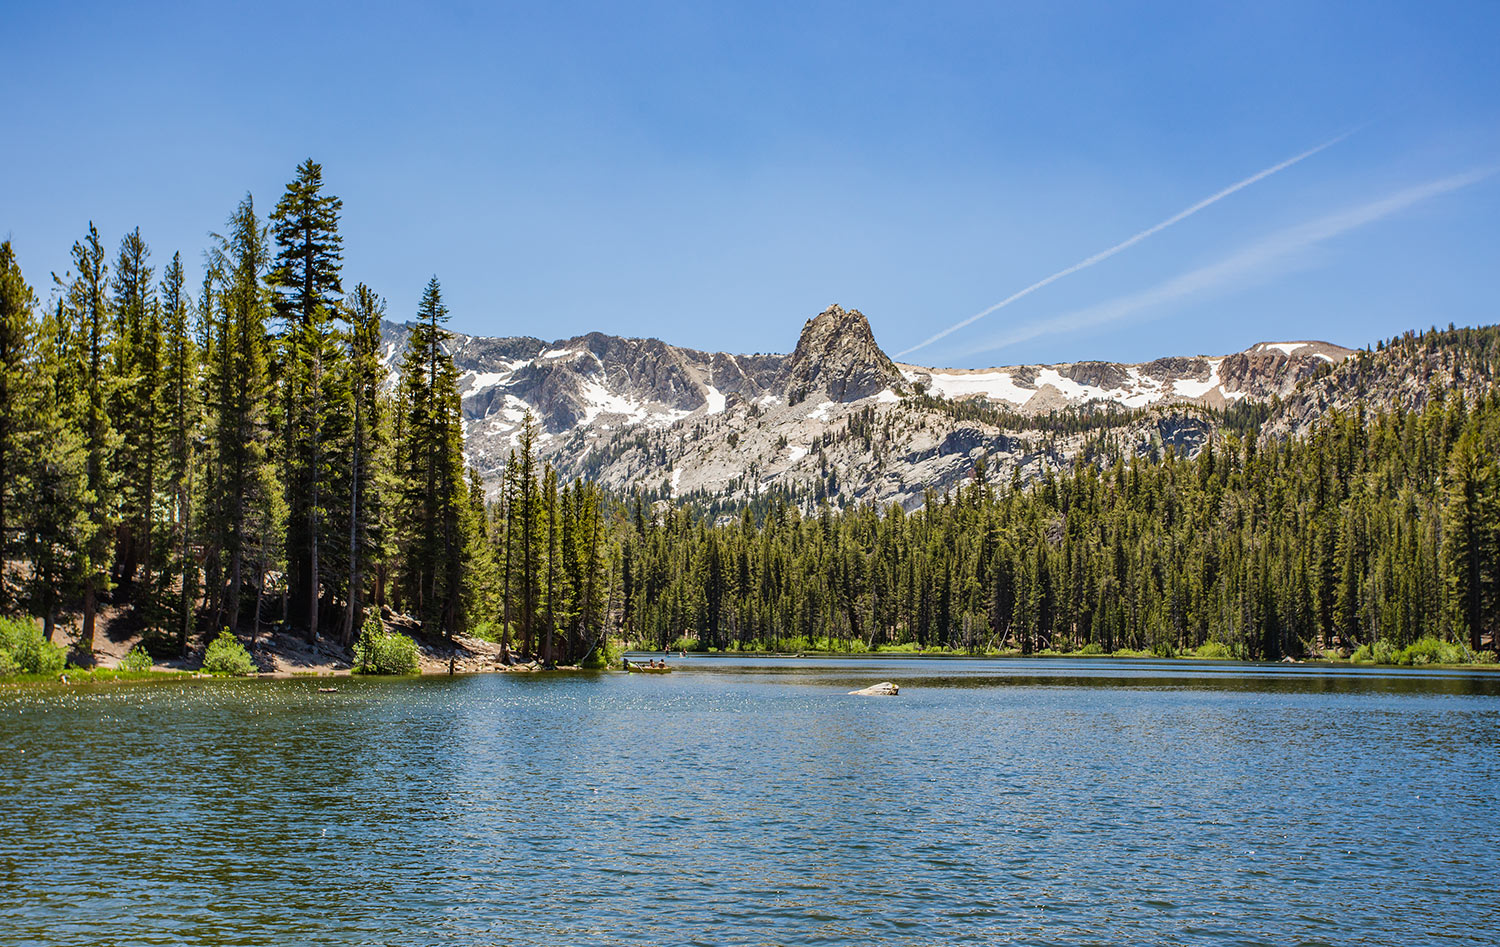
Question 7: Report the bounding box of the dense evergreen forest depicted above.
[0,161,1496,668]
[0,161,606,666]
[624,378,1500,659]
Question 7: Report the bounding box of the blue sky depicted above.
[3,1,1497,367]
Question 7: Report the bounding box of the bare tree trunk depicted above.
[307,341,321,644]
[344,400,360,648]
[254,559,265,645]
[179,508,192,655]
[82,579,97,659]
[309,477,319,642]
[227,546,242,635]
[501,490,512,662]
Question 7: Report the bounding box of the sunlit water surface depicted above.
[4,656,1499,945]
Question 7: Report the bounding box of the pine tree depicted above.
[462,465,499,641]
[543,464,560,664]
[0,241,37,608]
[58,223,115,657]
[1442,429,1496,650]
[394,277,468,637]
[25,300,92,642]
[109,227,162,591]
[204,196,277,632]
[341,283,386,645]
[159,252,199,652]
[509,413,543,657]
[268,158,345,642]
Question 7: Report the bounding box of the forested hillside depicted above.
[0,160,1496,669]
[621,378,1500,659]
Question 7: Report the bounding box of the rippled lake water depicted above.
[3,656,1499,945]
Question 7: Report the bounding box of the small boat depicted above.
[626,663,672,673]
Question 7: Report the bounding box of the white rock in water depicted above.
[849,681,899,696]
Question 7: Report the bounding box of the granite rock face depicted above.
[783,305,904,403]
[381,309,1355,511]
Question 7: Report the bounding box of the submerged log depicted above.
[849,681,899,696]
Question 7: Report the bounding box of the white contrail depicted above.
[961,167,1496,358]
[895,132,1355,358]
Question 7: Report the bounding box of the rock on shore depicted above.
[849,681,899,696]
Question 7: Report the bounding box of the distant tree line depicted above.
[619,381,1500,659]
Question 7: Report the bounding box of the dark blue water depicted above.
[3,657,1498,945]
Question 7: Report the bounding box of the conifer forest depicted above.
[1,162,1497,666]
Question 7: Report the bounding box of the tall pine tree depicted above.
[0,241,37,608]
[58,223,115,658]
[268,158,345,642]
[204,196,278,633]
[26,299,92,642]
[394,277,468,637]
[159,252,199,652]
[341,283,386,644]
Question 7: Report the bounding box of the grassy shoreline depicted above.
[636,636,1500,669]
[7,639,1496,687]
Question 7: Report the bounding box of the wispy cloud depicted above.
[895,132,1356,358]
[958,167,1496,359]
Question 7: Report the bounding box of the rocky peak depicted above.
[784,304,902,403]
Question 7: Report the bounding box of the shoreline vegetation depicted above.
[652,634,1499,667]
[5,631,1494,690]
[2,160,1499,685]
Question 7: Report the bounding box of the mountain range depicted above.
[381,306,1363,510]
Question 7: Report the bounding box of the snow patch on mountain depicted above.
[579,381,651,425]
[922,369,1033,405]
[704,385,727,415]
[1171,358,1223,398]
[1255,342,1308,356]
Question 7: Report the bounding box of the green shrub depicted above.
[1192,641,1234,660]
[469,620,504,643]
[1401,636,1467,666]
[120,645,153,672]
[1074,642,1105,656]
[1372,639,1400,665]
[202,631,256,675]
[0,617,66,675]
[354,620,419,675]
[667,635,703,653]
[581,637,623,669]
[1353,636,1479,666]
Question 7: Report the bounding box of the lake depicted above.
[3,656,1498,945]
